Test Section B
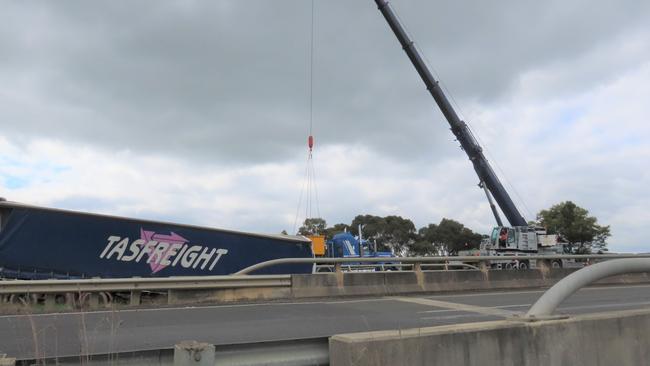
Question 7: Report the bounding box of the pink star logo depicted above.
[140,229,189,273]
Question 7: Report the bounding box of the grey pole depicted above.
[480,182,503,227]
[526,258,650,318]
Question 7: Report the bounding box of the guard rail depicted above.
[2,254,648,311]
[234,254,650,274]
[0,275,290,294]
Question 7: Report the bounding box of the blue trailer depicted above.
[0,200,313,279]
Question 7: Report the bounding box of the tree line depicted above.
[293,201,611,255]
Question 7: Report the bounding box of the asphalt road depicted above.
[2,284,650,360]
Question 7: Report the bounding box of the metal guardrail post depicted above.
[413,262,422,273]
[0,354,16,366]
[526,258,650,318]
[130,290,141,306]
[478,260,489,272]
[87,293,99,308]
[44,294,56,310]
[174,341,215,366]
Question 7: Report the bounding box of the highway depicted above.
[2,283,650,360]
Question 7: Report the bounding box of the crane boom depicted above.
[374,0,527,227]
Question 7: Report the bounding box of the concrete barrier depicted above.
[3,270,650,314]
[597,271,650,285]
[141,270,650,306]
[384,272,423,295]
[290,269,650,300]
[329,308,650,366]
[167,286,292,305]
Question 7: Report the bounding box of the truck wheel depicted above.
[551,260,562,269]
[505,263,513,270]
[518,261,529,270]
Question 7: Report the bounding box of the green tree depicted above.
[298,218,327,236]
[410,223,438,256]
[382,215,417,255]
[350,215,385,237]
[350,214,388,251]
[350,214,416,255]
[323,223,351,238]
[537,201,610,253]
[410,218,482,256]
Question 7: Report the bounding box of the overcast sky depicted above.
[1,0,649,253]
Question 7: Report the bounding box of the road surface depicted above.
[2,283,650,360]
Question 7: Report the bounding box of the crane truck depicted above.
[374,0,578,269]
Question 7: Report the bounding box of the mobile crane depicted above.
[374,0,574,269]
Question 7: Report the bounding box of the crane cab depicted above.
[489,226,540,252]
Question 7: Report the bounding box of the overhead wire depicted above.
[309,0,315,136]
[293,152,312,233]
[293,0,321,234]
[308,151,321,219]
[439,78,535,221]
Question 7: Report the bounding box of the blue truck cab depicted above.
[325,232,393,258]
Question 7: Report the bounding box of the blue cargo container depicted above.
[0,201,313,279]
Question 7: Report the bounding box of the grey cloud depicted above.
[1,0,649,164]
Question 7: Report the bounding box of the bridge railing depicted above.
[234,254,650,275]
[313,262,480,272]
[2,254,648,311]
[0,275,290,309]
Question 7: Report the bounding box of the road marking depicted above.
[558,300,650,312]
[427,289,546,298]
[392,296,522,317]
[420,313,493,321]
[0,297,390,319]
[414,300,650,321]
[425,284,650,299]
[417,303,531,314]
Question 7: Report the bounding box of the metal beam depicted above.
[0,275,291,294]
[234,254,650,275]
[2,255,649,295]
[526,258,650,318]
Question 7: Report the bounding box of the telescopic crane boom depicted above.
[374,0,527,227]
